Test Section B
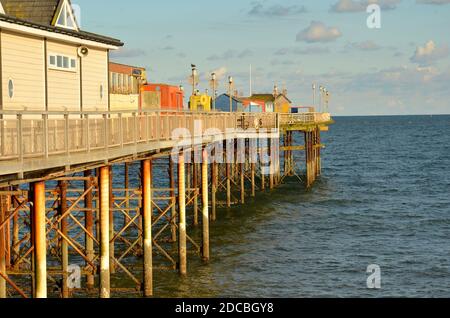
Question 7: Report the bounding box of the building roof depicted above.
[218,93,242,103]
[250,94,275,102]
[249,93,292,104]
[0,0,123,47]
[1,0,59,25]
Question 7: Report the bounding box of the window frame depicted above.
[54,0,79,31]
[48,53,77,72]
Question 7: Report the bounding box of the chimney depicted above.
[273,84,279,97]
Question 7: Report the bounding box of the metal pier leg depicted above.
[193,160,199,226]
[169,158,177,243]
[141,159,153,297]
[84,170,95,289]
[318,129,322,176]
[211,160,217,222]
[59,181,69,298]
[0,191,7,298]
[178,154,187,275]
[251,163,256,197]
[33,181,47,298]
[109,168,115,274]
[240,162,245,204]
[124,163,130,227]
[99,166,110,298]
[269,138,274,190]
[12,189,19,270]
[202,150,210,262]
[226,162,231,207]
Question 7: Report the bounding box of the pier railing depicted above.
[0,110,330,165]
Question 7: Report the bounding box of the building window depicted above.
[112,73,117,92]
[8,79,14,99]
[100,85,104,100]
[49,54,77,72]
[55,0,78,31]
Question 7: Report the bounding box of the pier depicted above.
[0,109,332,298]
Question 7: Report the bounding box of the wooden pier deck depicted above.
[0,110,332,298]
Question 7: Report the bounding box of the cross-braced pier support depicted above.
[0,123,327,298]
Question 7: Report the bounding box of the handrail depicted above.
[0,111,331,164]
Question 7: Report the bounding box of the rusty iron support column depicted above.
[226,162,231,207]
[169,158,177,243]
[178,153,187,275]
[84,170,95,289]
[211,159,217,222]
[251,162,256,197]
[33,181,47,298]
[109,168,115,274]
[5,196,10,271]
[269,138,274,190]
[289,131,295,177]
[124,163,130,227]
[240,162,245,204]
[12,188,19,270]
[186,155,191,194]
[317,128,322,176]
[0,191,7,298]
[59,181,69,298]
[193,160,199,226]
[99,166,110,298]
[202,150,210,262]
[141,159,153,297]
[95,168,100,243]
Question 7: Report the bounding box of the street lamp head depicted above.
[228,76,233,84]
[179,85,184,92]
[313,83,316,90]
[211,73,216,80]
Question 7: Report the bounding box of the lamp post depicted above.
[319,86,324,112]
[191,64,198,97]
[312,83,316,109]
[211,73,217,111]
[228,76,233,113]
[179,85,184,110]
[325,90,330,113]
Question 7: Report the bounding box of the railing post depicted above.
[17,114,23,162]
[42,114,48,159]
[156,112,161,141]
[64,113,69,156]
[103,113,108,150]
[118,113,123,148]
[85,114,90,153]
[133,112,138,145]
[0,115,4,158]
[146,112,150,143]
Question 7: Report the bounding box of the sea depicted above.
[149,115,450,298]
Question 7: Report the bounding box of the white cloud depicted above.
[211,67,228,80]
[207,49,253,61]
[274,47,331,56]
[410,40,449,65]
[110,48,147,59]
[296,21,342,43]
[248,2,307,16]
[417,0,450,4]
[346,41,381,51]
[331,0,401,12]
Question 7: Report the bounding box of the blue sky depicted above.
[75,0,450,115]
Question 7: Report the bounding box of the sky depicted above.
[74,0,450,116]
